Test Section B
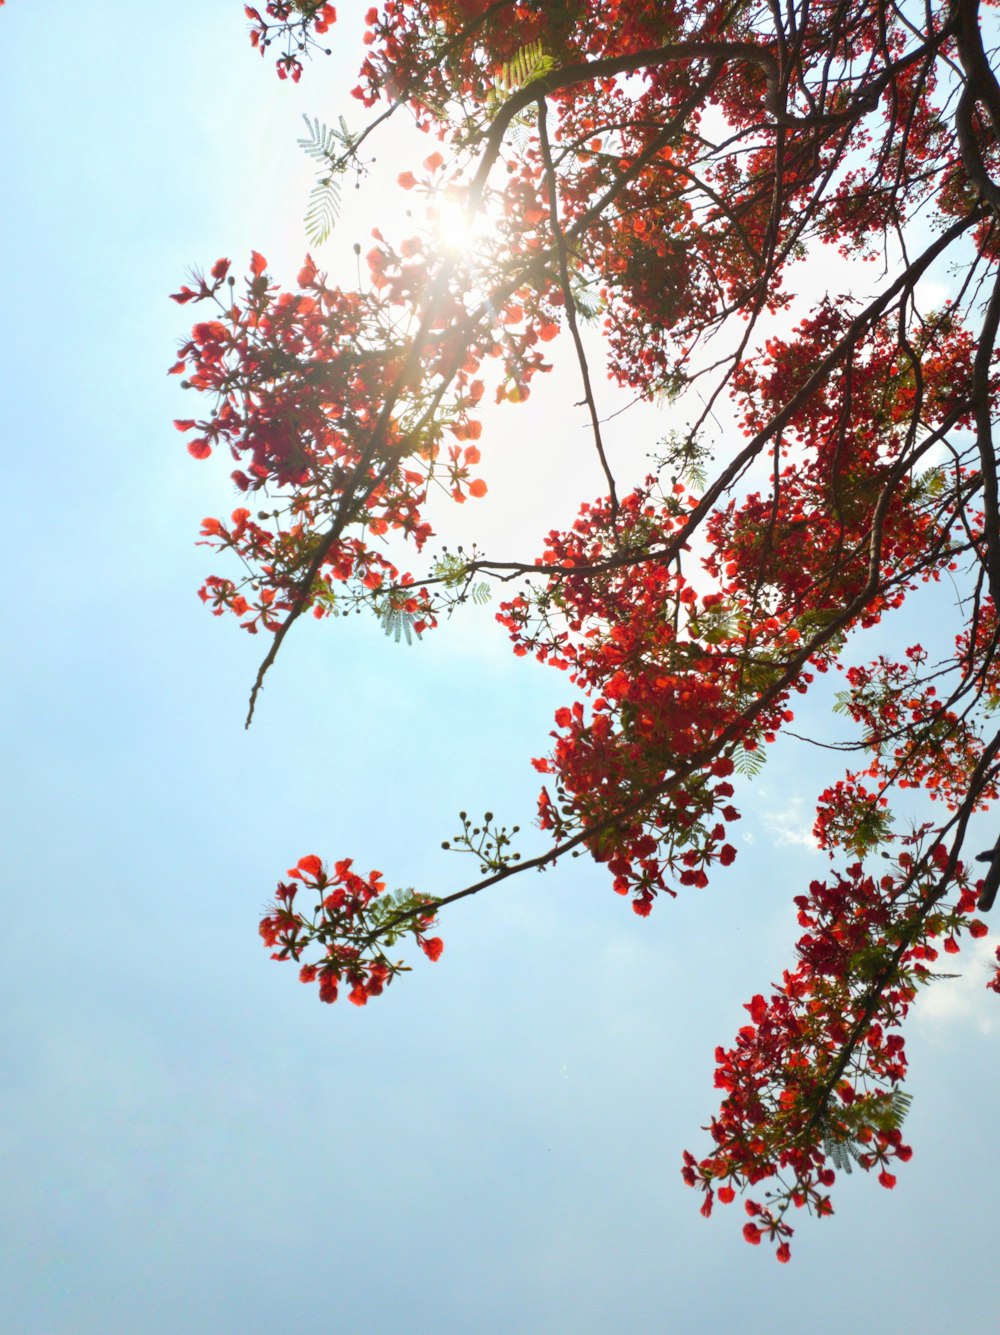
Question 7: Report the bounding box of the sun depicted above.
[432,195,481,256]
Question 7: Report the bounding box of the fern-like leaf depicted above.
[380,604,418,645]
[304,176,342,245]
[297,113,352,162]
[471,582,491,606]
[364,887,440,947]
[297,114,355,245]
[571,282,604,322]
[733,742,766,777]
[654,430,710,490]
[820,1090,912,1176]
[823,1134,859,1175]
[488,39,554,109]
[507,115,533,151]
[431,552,469,587]
[499,38,553,91]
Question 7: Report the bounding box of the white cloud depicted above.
[916,935,1000,1036]
[762,796,821,851]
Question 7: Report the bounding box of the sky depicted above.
[2,4,999,1332]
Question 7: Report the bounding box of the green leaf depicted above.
[365,888,440,946]
[571,281,604,322]
[431,552,470,587]
[487,39,555,108]
[304,176,342,245]
[733,742,766,777]
[297,113,354,161]
[297,115,355,244]
[380,603,419,645]
[654,430,710,490]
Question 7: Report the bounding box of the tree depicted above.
[170,0,1000,1259]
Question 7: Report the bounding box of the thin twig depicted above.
[536,96,618,516]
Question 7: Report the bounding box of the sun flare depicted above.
[432,196,484,257]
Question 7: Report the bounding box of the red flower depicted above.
[259,916,281,948]
[290,854,324,881]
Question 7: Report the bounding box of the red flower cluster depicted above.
[205,0,1000,1260]
[989,946,1000,995]
[498,480,807,912]
[828,649,999,814]
[683,837,986,1259]
[171,251,496,636]
[260,855,443,1006]
[245,2,336,81]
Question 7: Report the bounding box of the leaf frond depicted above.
[298,114,355,244]
[487,39,554,109]
[733,742,766,777]
[304,176,342,245]
[380,604,419,645]
[297,113,354,162]
[499,38,554,91]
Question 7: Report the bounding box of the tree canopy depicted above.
[171,0,1000,1259]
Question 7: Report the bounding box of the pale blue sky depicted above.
[2,4,998,1332]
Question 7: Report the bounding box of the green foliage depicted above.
[845,939,894,983]
[570,279,604,323]
[431,551,468,586]
[688,600,738,646]
[297,114,359,245]
[430,550,491,606]
[482,38,555,124]
[833,688,860,720]
[506,114,534,152]
[733,741,766,778]
[853,805,894,856]
[379,602,419,645]
[916,464,947,499]
[308,578,339,615]
[820,1090,912,1175]
[304,178,342,246]
[654,430,710,491]
[364,888,441,948]
[821,787,894,858]
[297,113,353,167]
[793,606,849,657]
[492,39,554,98]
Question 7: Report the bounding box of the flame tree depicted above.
[169,0,1000,1257]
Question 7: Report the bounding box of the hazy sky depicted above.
[3,4,998,1332]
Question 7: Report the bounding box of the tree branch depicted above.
[535,94,619,516]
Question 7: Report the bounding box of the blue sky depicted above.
[3,4,999,1331]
